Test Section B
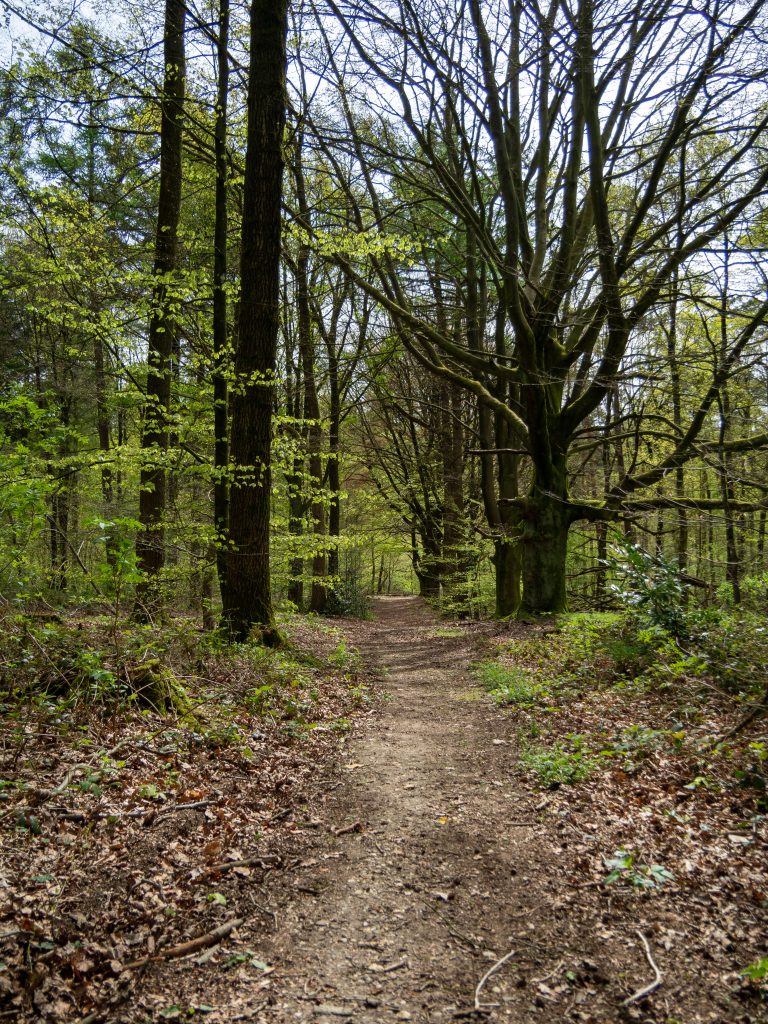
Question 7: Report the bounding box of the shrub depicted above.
[604,533,688,637]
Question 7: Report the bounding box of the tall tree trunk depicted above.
[285,350,305,608]
[415,529,442,598]
[135,0,185,618]
[221,0,288,643]
[213,0,230,603]
[326,347,341,581]
[718,234,741,605]
[293,141,326,613]
[669,151,688,571]
[93,334,116,567]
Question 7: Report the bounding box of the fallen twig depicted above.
[47,799,215,824]
[205,854,281,874]
[155,799,215,818]
[420,898,483,951]
[622,930,662,1006]
[369,957,408,973]
[122,916,244,970]
[475,949,516,1009]
[333,821,364,836]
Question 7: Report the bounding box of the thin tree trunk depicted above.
[213,0,230,603]
[718,234,741,604]
[293,141,326,613]
[135,0,185,618]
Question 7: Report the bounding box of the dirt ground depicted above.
[130,596,765,1024]
[4,596,765,1023]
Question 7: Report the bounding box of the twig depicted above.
[155,799,214,819]
[475,949,516,1009]
[622,930,662,1006]
[122,916,244,970]
[0,737,135,823]
[333,821,364,836]
[532,959,565,986]
[714,683,768,744]
[420,899,483,951]
[47,798,215,824]
[205,855,281,873]
[369,957,408,973]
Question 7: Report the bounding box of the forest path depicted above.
[253,596,549,1023]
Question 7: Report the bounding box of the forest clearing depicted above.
[2,0,768,1020]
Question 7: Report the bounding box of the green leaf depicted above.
[740,958,768,981]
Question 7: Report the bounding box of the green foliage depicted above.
[324,566,372,619]
[603,848,675,889]
[431,626,465,639]
[740,958,768,982]
[604,533,688,636]
[716,572,768,612]
[0,615,193,713]
[474,660,547,707]
[90,518,142,600]
[520,736,597,787]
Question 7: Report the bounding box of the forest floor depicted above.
[2,596,766,1023]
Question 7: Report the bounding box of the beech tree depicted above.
[312,0,768,613]
[221,0,289,641]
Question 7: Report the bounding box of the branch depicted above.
[622,930,662,1006]
[122,917,244,970]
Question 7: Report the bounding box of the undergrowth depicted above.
[473,660,548,707]
[0,608,369,754]
[483,599,767,802]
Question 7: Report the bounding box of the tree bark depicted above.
[221,0,288,643]
[212,0,230,603]
[294,146,326,613]
[135,0,185,618]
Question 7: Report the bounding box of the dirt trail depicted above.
[256,596,551,1023]
[146,596,761,1024]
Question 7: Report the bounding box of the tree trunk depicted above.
[519,484,570,615]
[213,0,230,601]
[441,382,468,613]
[326,351,341,581]
[135,0,185,618]
[415,528,442,599]
[493,538,520,617]
[293,141,326,613]
[221,0,288,643]
[286,448,305,608]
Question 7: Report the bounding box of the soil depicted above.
[3,596,766,1023]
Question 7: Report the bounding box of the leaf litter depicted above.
[1,600,766,1023]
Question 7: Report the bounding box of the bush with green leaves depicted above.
[604,533,688,637]
[603,848,675,889]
